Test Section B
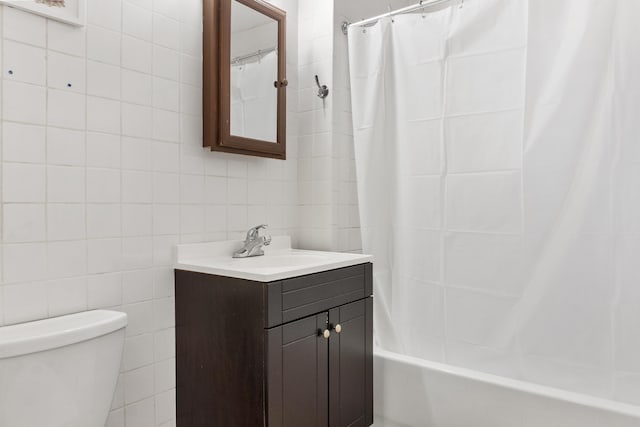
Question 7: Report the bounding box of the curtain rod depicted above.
[231,47,276,65]
[342,0,453,35]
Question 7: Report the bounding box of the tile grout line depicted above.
[44,10,51,318]
[0,4,5,326]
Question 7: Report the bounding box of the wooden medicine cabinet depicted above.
[203,0,287,159]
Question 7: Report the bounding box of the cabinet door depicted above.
[267,312,330,427]
[329,298,373,427]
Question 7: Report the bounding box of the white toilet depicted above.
[0,310,127,427]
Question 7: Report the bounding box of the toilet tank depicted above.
[0,310,127,427]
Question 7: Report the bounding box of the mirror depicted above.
[203,0,287,159]
[230,1,278,142]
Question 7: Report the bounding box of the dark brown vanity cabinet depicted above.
[175,263,373,427]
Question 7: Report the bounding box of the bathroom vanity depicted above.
[174,237,373,427]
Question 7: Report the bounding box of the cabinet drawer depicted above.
[279,264,369,324]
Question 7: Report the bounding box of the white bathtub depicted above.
[373,349,640,427]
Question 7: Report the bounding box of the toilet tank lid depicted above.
[0,310,128,359]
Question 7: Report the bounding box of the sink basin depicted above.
[174,236,372,282]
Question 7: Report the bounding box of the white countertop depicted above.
[174,236,372,282]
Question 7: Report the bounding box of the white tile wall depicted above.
[47,127,86,166]
[2,122,46,163]
[2,80,46,124]
[0,0,300,425]
[296,0,335,250]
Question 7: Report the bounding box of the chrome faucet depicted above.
[233,224,272,258]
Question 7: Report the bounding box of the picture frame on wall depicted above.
[0,0,85,26]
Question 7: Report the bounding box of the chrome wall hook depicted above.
[341,21,350,36]
[315,75,329,99]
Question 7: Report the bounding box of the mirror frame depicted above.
[203,0,287,160]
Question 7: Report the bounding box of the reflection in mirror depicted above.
[230,0,278,143]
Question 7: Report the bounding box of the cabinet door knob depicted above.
[319,329,331,339]
[334,324,342,334]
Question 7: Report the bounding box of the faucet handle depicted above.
[245,224,268,242]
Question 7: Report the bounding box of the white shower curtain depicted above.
[230,51,278,141]
[348,0,640,404]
